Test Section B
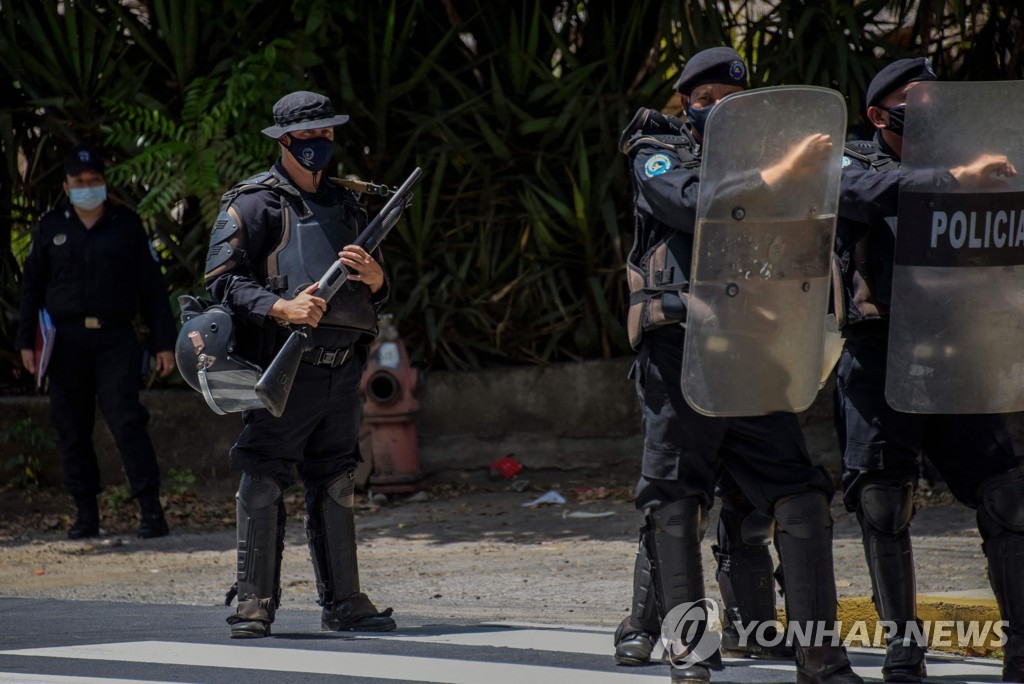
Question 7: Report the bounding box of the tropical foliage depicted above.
[1,0,1021,385]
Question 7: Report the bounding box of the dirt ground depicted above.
[0,473,989,627]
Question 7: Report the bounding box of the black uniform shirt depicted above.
[207,162,390,350]
[836,132,957,324]
[629,137,703,254]
[627,127,777,301]
[16,202,176,351]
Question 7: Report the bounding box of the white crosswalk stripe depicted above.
[0,676,192,684]
[0,627,1008,683]
[1,640,666,684]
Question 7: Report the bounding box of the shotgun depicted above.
[254,167,423,417]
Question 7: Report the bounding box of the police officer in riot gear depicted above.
[835,58,1024,682]
[205,91,395,638]
[617,47,861,684]
[16,145,175,540]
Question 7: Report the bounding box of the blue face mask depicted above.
[69,185,107,211]
[686,103,714,139]
[286,136,334,172]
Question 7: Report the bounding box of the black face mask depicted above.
[882,104,906,136]
[686,103,713,139]
[285,135,334,172]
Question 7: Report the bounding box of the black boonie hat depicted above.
[261,91,350,139]
[64,145,105,176]
[674,47,748,96]
[866,57,937,108]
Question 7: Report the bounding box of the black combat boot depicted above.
[614,536,660,665]
[68,496,100,539]
[309,473,395,632]
[614,617,657,666]
[137,494,169,539]
[1004,631,1024,683]
[881,630,927,683]
[796,646,864,684]
[226,474,283,638]
[774,492,863,684]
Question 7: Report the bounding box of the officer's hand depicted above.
[269,283,328,327]
[154,350,175,378]
[339,245,385,293]
[19,349,36,375]
[761,133,833,188]
[950,154,1018,189]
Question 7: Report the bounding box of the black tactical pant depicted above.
[632,326,834,513]
[230,357,363,504]
[835,324,1020,510]
[47,324,160,500]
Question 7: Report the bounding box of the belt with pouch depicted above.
[302,346,354,368]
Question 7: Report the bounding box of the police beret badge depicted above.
[729,60,746,82]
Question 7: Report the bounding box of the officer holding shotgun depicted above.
[203,91,395,638]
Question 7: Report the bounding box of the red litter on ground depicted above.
[489,455,523,479]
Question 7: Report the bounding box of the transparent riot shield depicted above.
[886,81,1024,414]
[681,87,847,416]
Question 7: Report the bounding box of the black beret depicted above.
[64,145,105,177]
[262,91,350,138]
[866,57,937,108]
[673,47,748,96]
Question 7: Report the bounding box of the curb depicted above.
[834,595,1003,657]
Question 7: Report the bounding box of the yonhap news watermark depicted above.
[722,619,1009,649]
[660,602,1008,664]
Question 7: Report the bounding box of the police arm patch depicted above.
[842,156,852,168]
[644,153,672,178]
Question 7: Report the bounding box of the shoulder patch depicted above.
[842,156,852,168]
[644,153,672,178]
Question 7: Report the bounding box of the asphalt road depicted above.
[0,598,1007,684]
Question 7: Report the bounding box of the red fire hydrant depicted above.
[360,315,424,493]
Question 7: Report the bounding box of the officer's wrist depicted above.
[268,298,292,325]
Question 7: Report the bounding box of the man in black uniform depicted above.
[205,91,396,638]
[617,47,861,684]
[16,145,176,540]
[835,58,1024,682]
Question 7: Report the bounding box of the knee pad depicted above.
[773,492,831,539]
[237,472,283,511]
[718,489,774,548]
[858,481,914,535]
[324,472,356,509]
[649,497,709,540]
[978,468,1024,536]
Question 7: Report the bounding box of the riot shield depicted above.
[886,81,1024,414]
[681,87,846,416]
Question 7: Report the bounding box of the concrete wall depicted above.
[2,359,1021,490]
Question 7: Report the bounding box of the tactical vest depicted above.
[837,139,900,327]
[225,170,378,340]
[621,113,699,350]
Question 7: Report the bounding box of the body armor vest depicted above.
[621,112,699,350]
[223,170,378,343]
[265,192,377,338]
